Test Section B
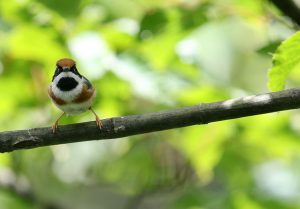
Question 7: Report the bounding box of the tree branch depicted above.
[269,0,300,26]
[1,88,300,153]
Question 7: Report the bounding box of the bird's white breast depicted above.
[51,72,83,102]
[50,72,96,114]
[56,93,96,115]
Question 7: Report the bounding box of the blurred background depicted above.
[1,0,300,208]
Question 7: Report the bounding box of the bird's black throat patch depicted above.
[56,77,78,91]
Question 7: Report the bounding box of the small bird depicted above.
[48,58,103,133]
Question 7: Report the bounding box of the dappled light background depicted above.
[0,0,300,208]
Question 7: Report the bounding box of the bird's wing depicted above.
[82,76,93,89]
[48,85,66,105]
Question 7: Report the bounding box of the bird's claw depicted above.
[95,116,103,129]
[51,122,58,133]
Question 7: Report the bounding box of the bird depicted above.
[48,58,103,133]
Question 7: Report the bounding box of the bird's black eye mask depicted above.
[52,65,63,81]
[70,65,82,78]
[52,65,82,81]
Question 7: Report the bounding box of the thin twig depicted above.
[0,88,300,153]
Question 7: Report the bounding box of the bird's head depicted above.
[52,58,83,91]
[52,58,82,80]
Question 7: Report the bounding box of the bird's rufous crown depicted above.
[56,58,76,68]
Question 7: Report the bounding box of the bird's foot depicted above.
[51,112,65,133]
[95,115,103,129]
[51,122,59,133]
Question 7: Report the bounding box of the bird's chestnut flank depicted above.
[48,58,103,133]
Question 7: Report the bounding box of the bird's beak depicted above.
[62,67,70,72]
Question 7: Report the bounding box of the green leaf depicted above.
[139,9,168,37]
[256,41,281,55]
[268,32,300,91]
[38,0,83,17]
[179,3,209,30]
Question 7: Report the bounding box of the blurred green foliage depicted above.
[268,32,300,91]
[1,0,300,209]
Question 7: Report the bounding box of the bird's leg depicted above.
[89,107,103,129]
[52,112,65,133]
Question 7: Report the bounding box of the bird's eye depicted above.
[70,66,77,73]
[56,65,63,72]
[54,67,63,76]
